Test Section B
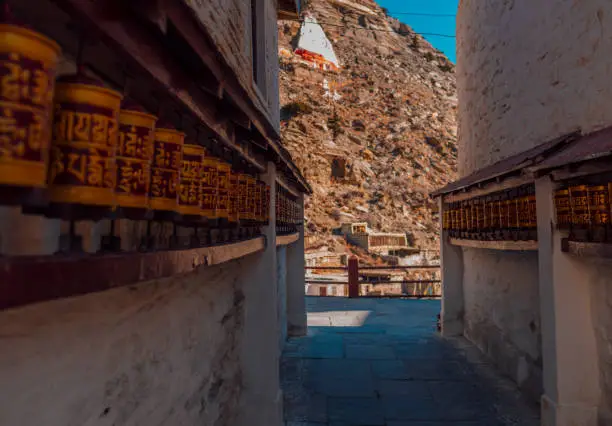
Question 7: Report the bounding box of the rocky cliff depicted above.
[278,0,457,250]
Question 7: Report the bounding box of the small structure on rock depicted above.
[340,222,408,255]
[295,13,340,71]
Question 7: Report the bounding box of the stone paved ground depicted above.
[281,297,540,426]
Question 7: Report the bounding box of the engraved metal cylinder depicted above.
[201,155,219,219]
[149,127,183,213]
[0,24,60,202]
[177,144,204,217]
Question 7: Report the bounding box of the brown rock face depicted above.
[279,0,457,250]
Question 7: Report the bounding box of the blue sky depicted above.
[377,0,458,63]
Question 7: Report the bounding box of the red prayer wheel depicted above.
[201,155,219,218]
[149,126,183,213]
[216,161,230,220]
[177,144,205,217]
[115,102,156,217]
[0,24,61,205]
[48,74,122,214]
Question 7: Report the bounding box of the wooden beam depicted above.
[276,232,300,247]
[0,237,265,311]
[449,238,538,251]
[442,174,534,203]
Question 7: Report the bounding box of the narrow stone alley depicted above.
[281,297,540,426]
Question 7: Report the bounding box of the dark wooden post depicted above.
[348,255,359,298]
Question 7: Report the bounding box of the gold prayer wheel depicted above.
[149,126,184,214]
[48,74,122,215]
[201,155,219,219]
[228,171,239,223]
[256,180,266,223]
[569,185,589,242]
[115,102,156,217]
[588,185,609,242]
[177,144,205,217]
[246,175,257,221]
[554,188,571,229]
[238,173,250,221]
[0,24,61,204]
[264,184,270,225]
[216,161,230,220]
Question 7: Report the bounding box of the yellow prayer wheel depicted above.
[238,173,249,221]
[115,102,157,214]
[201,155,219,218]
[246,176,256,221]
[216,161,230,219]
[228,171,239,223]
[0,24,61,201]
[255,180,264,223]
[177,144,205,217]
[49,74,122,208]
[554,189,571,229]
[149,126,184,213]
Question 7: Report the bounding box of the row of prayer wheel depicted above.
[0,23,270,227]
[555,184,612,242]
[442,185,537,241]
[276,184,302,235]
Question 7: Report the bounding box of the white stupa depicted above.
[295,13,340,71]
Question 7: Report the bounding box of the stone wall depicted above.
[461,248,542,401]
[457,0,612,176]
[0,261,254,426]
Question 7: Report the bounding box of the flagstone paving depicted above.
[281,297,540,426]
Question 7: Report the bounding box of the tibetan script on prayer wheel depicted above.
[177,144,204,217]
[238,174,250,221]
[149,127,183,212]
[0,24,60,198]
[201,156,219,218]
[554,189,570,229]
[216,161,230,219]
[115,105,156,211]
[228,171,239,223]
[49,75,122,207]
[264,184,270,224]
[588,185,609,242]
[256,180,265,223]
[443,209,450,230]
[246,176,257,221]
[569,185,590,227]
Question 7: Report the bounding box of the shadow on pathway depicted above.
[281,297,540,426]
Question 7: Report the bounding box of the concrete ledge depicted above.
[541,394,598,426]
[0,237,265,311]
[276,232,299,247]
[562,239,612,258]
[450,238,538,251]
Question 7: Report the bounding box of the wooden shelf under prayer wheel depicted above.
[0,23,61,207]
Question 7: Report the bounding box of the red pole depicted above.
[348,256,359,298]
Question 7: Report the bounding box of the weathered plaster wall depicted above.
[457,0,612,176]
[462,248,542,400]
[584,259,612,424]
[0,262,251,426]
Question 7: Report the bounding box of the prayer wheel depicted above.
[499,192,510,240]
[587,184,609,242]
[475,198,485,240]
[0,24,60,205]
[238,173,250,222]
[115,101,156,219]
[508,189,520,241]
[554,188,571,230]
[228,170,239,224]
[459,200,467,238]
[264,184,270,225]
[216,161,230,221]
[47,73,122,220]
[149,125,183,219]
[569,185,589,241]
[256,180,266,224]
[201,155,219,220]
[246,175,257,223]
[177,144,205,220]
